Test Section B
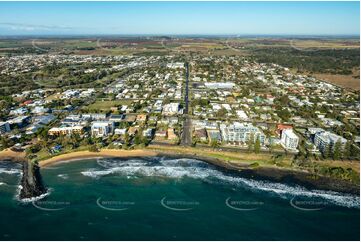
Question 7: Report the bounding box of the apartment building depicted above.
[48,126,84,136]
[91,121,114,137]
[220,122,265,144]
[280,129,299,151]
[314,131,347,153]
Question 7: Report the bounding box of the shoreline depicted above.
[38,149,158,167]
[1,148,359,195]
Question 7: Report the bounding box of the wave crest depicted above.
[80,157,360,208]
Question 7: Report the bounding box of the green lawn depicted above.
[85,100,133,110]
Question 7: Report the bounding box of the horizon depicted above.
[0,1,359,36]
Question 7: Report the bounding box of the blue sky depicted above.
[0,1,359,36]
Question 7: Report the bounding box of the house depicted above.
[128,126,138,136]
[136,114,147,123]
[114,128,127,135]
[32,106,50,114]
[123,114,137,123]
[10,107,28,116]
[109,114,124,123]
[25,124,43,135]
[143,128,154,137]
[7,116,31,128]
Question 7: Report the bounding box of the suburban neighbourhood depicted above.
[0,54,359,162]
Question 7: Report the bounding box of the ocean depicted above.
[0,157,359,240]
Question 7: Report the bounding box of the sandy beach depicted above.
[39,149,158,167]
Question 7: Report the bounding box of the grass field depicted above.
[85,99,133,110]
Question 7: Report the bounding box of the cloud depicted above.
[0,22,73,31]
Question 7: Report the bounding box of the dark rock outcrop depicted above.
[19,160,47,199]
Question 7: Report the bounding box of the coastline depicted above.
[38,149,158,167]
[1,147,359,195]
[0,149,26,162]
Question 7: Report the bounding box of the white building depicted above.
[314,131,347,153]
[220,122,265,144]
[280,129,299,151]
[162,102,181,115]
[167,62,184,69]
[91,121,114,137]
[204,82,235,89]
[114,128,127,135]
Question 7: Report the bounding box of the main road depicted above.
[180,62,192,146]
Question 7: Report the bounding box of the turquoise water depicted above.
[0,157,359,240]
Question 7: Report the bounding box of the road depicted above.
[180,62,192,146]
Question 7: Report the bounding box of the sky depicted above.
[0,1,359,36]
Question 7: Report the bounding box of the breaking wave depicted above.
[57,174,69,180]
[80,157,360,208]
[0,168,22,175]
[15,185,51,203]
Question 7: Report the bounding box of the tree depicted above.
[343,141,352,159]
[322,145,331,159]
[216,108,228,118]
[254,135,261,154]
[210,140,219,149]
[333,139,342,160]
[248,133,255,151]
[88,144,99,152]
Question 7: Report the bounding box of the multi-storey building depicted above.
[314,131,347,153]
[91,121,114,137]
[280,129,299,151]
[220,122,265,144]
[48,126,84,136]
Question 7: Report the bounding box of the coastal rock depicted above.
[19,160,47,199]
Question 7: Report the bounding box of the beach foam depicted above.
[80,157,360,208]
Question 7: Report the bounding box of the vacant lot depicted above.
[314,71,360,90]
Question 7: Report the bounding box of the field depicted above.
[0,36,359,90]
[84,99,133,111]
[314,70,360,90]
